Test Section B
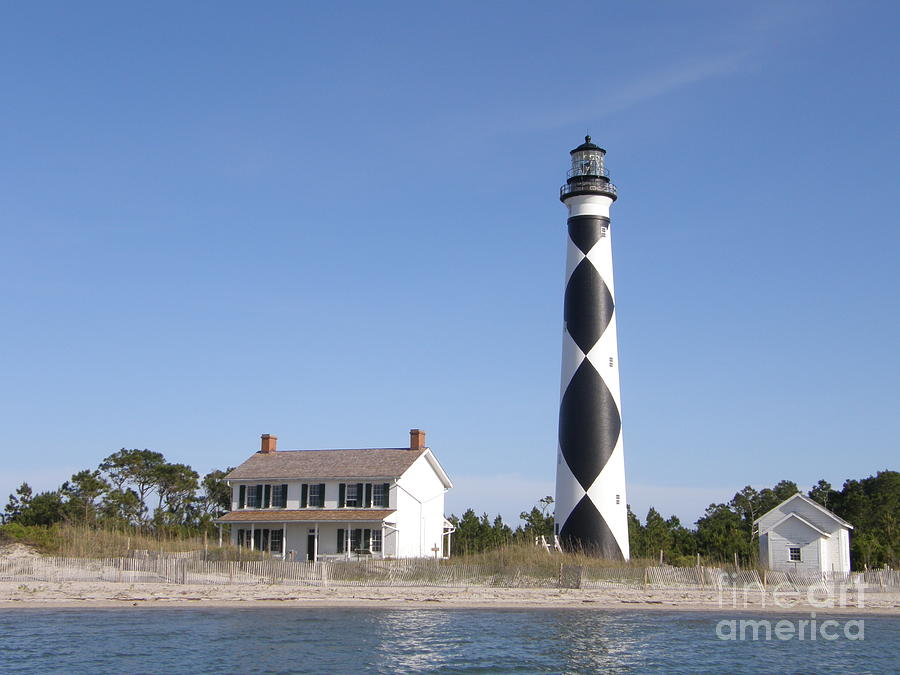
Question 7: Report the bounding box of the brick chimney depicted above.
[260,434,278,454]
[409,428,426,451]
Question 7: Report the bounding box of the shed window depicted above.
[789,547,801,561]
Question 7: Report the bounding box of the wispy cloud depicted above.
[599,52,751,115]
[515,50,753,133]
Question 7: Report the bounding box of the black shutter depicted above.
[337,528,345,553]
[364,528,371,551]
[318,484,325,507]
[256,485,263,507]
[263,484,271,508]
[280,484,288,508]
[338,483,346,508]
[356,483,363,506]
[382,483,390,508]
[364,484,372,508]
[239,485,246,509]
[301,484,308,508]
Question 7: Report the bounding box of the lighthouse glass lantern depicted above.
[560,136,616,201]
[569,147,606,178]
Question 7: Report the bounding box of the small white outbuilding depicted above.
[754,493,852,575]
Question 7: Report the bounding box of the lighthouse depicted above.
[555,136,630,559]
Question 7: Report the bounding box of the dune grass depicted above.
[445,542,747,573]
[0,522,265,560]
[446,542,657,572]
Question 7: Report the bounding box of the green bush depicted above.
[0,523,57,553]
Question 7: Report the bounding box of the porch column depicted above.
[314,523,319,562]
[283,522,288,561]
[250,523,255,550]
[346,522,351,560]
[217,524,222,547]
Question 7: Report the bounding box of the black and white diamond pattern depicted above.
[556,214,629,559]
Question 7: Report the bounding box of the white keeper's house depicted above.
[754,493,853,575]
[215,429,454,560]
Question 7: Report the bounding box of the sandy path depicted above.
[1,582,897,613]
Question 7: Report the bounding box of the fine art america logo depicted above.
[714,574,867,642]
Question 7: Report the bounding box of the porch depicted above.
[214,509,397,561]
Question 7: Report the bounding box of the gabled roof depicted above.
[225,447,428,481]
[760,511,832,538]
[753,493,853,529]
[422,449,453,489]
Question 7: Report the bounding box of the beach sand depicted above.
[1,581,897,613]
[2,545,896,613]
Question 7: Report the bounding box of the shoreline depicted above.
[1,583,897,614]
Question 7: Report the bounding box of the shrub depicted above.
[0,523,57,553]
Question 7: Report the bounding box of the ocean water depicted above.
[0,608,897,674]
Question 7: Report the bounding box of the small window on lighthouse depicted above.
[616,494,621,505]
[609,357,614,367]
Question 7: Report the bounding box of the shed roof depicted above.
[753,493,853,529]
[225,448,427,481]
[760,511,832,538]
[215,509,395,523]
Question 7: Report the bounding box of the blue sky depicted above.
[1,1,897,526]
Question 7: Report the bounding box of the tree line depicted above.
[448,471,898,570]
[2,448,232,536]
[3,449,896,570]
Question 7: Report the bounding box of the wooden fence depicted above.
[1,556,897,590]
